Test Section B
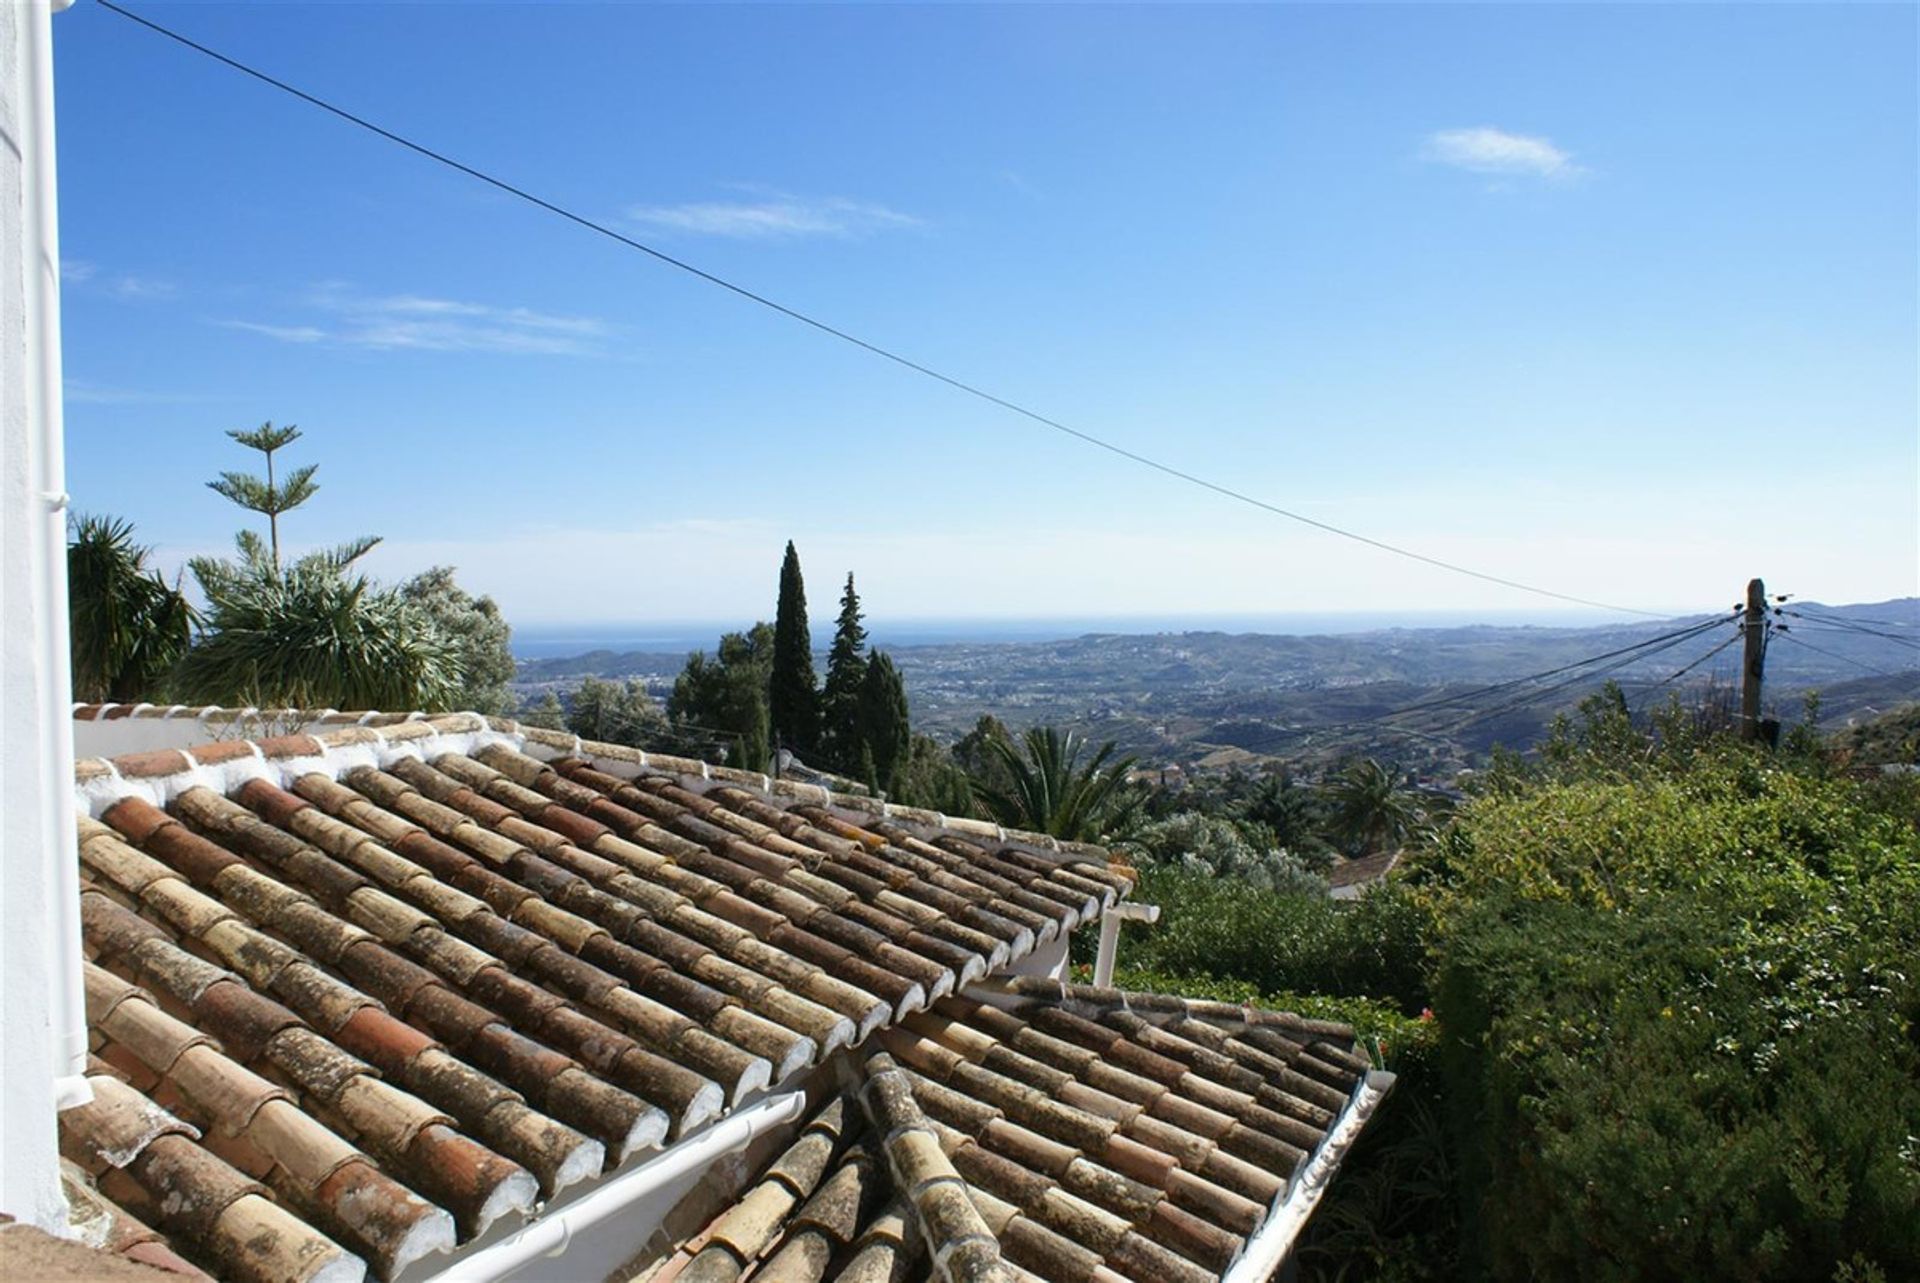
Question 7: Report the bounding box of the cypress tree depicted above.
[768,541,820,755]
[819,573,868,773]
[858,651,911,796]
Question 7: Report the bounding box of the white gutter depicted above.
[21,0,88,1112]
[419,1091,807,1283]
[1092,901,1159,987]
[1219,1069,1396,1283]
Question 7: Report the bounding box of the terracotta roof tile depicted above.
[62,717,1267,1283]
[638,980,1385,1283]
[60,1074,363,1283]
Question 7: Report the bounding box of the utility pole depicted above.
[1740,577,1767,741]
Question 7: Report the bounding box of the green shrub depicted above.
[1120,865,1434,1014]
[1127,810,1329,894]
[1429,749,1920,1282]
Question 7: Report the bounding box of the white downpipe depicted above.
[1218,1070,1396,1283]
[1092,902,1160,988]
[22,0,88,1110]
[420,1091,808,1283]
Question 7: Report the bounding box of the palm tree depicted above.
[1325,757,1422,855]
[974,726,1142,843]
[175,536,455,710]
[67,515,197,703]
[1240,771,1334,866]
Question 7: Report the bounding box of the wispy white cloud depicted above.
[224,320,329,344]
[62,259,178,299]
[627,192,921,239]
[223,289,608,357]
[1424,127,1582,180]
[110,275,177,300]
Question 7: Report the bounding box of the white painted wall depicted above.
[1,0,83,1233]
[73,710,362,759]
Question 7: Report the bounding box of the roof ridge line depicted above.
[72,712,516,819]
[501,719,1121,866]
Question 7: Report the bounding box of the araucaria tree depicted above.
[856,651,911,795]
[768,541,820,755]
[819,573,868,772]
[67,514,196,702]
[205,422,316,570]
[185,423,460,710]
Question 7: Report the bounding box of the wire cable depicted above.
[1190,614,1737,750]
[96,0,1675,619]
[1790,606,1917,630]
[1780,611,1920,651]
[1438,619,1740,732]
[1369,614,1735,722]
[1774,629,1912,679]
[1627,629,1742,715]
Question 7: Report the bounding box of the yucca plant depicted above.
[176,537,455,710]
[974,725,1142,843]
[67,514,197,702]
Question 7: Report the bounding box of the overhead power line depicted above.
[1369,614,1735,723]
[1204,613,1737,751]
[1438,619,1739,732]
[1628,628,1743,714]
[1780,611,1920,651]
[96,0,1674,619]
[1791,606,1917,630]
[1772,631,1913,680]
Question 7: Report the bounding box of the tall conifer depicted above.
[820,573,868,772]
[769,541,820,754]
[206,422,316,571]
[858,651,911,796]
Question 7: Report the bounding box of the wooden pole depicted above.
[1740,577,1766,741]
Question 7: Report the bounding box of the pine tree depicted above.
[857,651,911,796]
[670,623,775,773]
[517,690,567,730]
[206,422,317,571]
[768,541,820,755]
[819,572,868,773]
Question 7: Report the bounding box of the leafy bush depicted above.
[1120,865,1433,1013]
[1428,748,1920,1282]
[1128,811,1328,894]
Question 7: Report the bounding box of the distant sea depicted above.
[510,609,1628,659]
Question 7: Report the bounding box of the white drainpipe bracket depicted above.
[1092,901,1160,988]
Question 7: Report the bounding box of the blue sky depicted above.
[52,1,1917,628]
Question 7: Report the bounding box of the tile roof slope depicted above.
[59,1156,215,1282]
[1323,852,1401,894]
[640,981,1373,1283]
[63,714,1133,1283]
